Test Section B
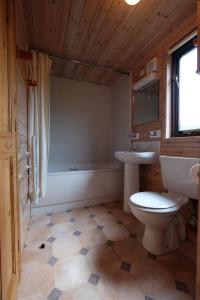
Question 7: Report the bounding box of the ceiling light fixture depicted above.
[124,0,141,5]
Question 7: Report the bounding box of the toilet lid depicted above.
[130,192,178,209]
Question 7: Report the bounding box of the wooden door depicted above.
[0,0,19,299]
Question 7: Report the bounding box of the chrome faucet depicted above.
[130,140,138,152]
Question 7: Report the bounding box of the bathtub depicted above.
[31,163,124,216]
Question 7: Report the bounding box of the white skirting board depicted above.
[31,195,123,216]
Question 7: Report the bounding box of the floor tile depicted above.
[54,254,91,292]
[47,236,56,243]
[47,288,62,300]
[50,222,75,238]
[17,261,54,298]
[88,205,107,216]
[175,280,188,294]
[25,227,51,251]
[97,270,144,300]
[73,216,97,232]
[79,248,89,255]
[21,244,52,264]
[79,228,107,249]
[70,208,90,219]
[106,240,114,247]
[29,215,50,228]
[52,235,82,258]
[86,244,121,277]
[47,222,54,228]
[121,261,131,272]
[114,238,147,264]
[73,230,81,236]
[103,224,129,242]
[96,225,104,230]
[17,202,196,300]
[59,283,102,300]
[95,213,117,227]
[50,212,71,224]
[47,256,58,266]
[88,273,100,286]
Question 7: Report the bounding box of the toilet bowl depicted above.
[129,156,200,255]
[129,192,187,255]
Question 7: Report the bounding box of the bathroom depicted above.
[0,0,200,299]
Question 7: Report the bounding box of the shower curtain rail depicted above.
[48,53,129,75]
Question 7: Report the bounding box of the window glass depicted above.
[179,48,200,131]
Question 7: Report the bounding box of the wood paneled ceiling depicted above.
[19,0,196,85]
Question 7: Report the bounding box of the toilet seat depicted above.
[129,191,182,211]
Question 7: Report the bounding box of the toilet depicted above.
[129,155,200,255]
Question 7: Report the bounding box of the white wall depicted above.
[111,75,130,156]
[49,77,112,165]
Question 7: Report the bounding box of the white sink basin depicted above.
[114,151,158,164]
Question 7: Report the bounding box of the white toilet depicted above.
[129,155,199,255]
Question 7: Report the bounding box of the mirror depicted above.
[133,81,159,125]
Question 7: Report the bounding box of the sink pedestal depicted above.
[124,163,139,212]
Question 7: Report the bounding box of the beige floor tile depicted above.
[131,261,159,299]
[98,270,144,300]
[17,292,49,300]
[52,235,82,258]
[125,220,145,244]
[104,201,122,210]
[25,227,51,251]
[87,205,108,215]
[131,258,177,299]
[158,252,196,297]
[79,228,107,249]
[21,244,52,264]
[60,283,102,300]
[114,238,147,263]
[50,212,71,224]
[70,208,90,219]
[73,216,97,232]
[86,244,121,277]
[103,224,129,242]
[180,240,196,264]
[159,290,194,300]
[17,260,54,298]
[95,213,117,227]
[112,209,134,225]
[29,214,50,228]
[51,221,75,238]
[54,254,91,292]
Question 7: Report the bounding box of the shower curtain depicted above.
[28,52,52,199]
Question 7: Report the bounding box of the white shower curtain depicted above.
[28,52,52,199]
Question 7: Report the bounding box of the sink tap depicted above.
[143,146,149,152]
[130,140,137,152]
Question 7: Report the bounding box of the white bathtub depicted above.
[31,163,124,216]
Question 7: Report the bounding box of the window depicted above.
[171,37,200,137]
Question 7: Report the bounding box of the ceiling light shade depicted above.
[124,0,141,5]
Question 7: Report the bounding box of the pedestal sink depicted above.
[115,151,158,212]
